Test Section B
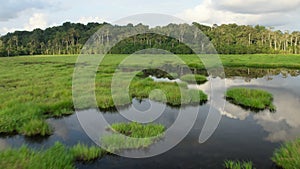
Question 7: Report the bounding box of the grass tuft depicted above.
[20,119,53,136]
[70,143,107,162]
[101,122,165,152]
[224,160,254,169]
[0,142,74,169]
[180,74,207,84]
[272,138,300,169]
[225,88,276,111]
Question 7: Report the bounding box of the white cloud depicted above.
[214,0,300,14]
[77,16,106,24]
[24,13,48,31]
[0,0,52,21]
[178,0,300,28]
[0,13,48,35]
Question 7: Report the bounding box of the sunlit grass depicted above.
[0,142,74,169]
[0,142,108,168]
[101,122,165,152]
[180,74,207,84]
[70,143,107,162]
[20,119,52,136]
[225,88,275,111]
[272,138,300,169]
[224,160,254,169]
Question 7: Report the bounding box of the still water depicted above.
[1,68,299,169]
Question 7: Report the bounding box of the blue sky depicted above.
[1,0,300,35]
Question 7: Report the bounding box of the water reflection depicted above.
[151,68,300,143]
[0,68,299,169]
[218,71,300,143]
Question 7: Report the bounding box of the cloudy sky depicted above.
[0,0,300,35]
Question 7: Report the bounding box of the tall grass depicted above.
[20,119,52,136]
[180,74,207,84]
[0,142,74,169]
[272,138,300,169]
[2,54,294,136]
[0,142,108,168]
[70,143,107,162]
[224,160,254,169]
[101,122,165,152]
[225,88,275,111]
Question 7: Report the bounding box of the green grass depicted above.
[224,160,254,169]
[180,74,207,84]
[1,54,297,135]
[0,142,74,169]
[110,122,165,138]
[0,55,208,135]
[70,143,107,162]
[0,142,108,169]
[225,88,276,111]
[101,122,165,152]
[20,119,52,136]
[272,138,300,169]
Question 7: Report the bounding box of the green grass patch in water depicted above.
[101,122,165,152]
[225,88,276,111]
[180,74,207,84]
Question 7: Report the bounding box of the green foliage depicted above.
[0,142,108,168]
[0,142,74,169]
[70,143,107,162]
[101,122,165,152]
[272,138,300,169]
[20,119,53,136]
[180,74,207,84]
[110,122,165,138]
[226,88,275,111]
[1,22,300,56]
[224,160,254,169]
[0,55,208,136]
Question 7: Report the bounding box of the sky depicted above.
[0,0,300,35]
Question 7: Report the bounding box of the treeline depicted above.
[0,22,300,56]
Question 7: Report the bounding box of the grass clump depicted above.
[20,119,52,136]
[70,143,107,162]
[0,142,74,169]
[225,88,275,111]
[224,160,254,169]
[272,138,300,169]
[0,142,108,168]
[101,122,165,152]
[180,74,207,84]
[110,122,165,138]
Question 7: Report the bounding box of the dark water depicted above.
[1,68,300,169]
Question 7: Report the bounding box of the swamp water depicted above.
[1,68,300,169]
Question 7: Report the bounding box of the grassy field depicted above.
[0,54,299,135]
[0,54,300,167]
[0,54,208,135]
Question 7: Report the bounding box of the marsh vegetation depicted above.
[101,122,165,152]
[272,138,300,169]
[225,88,276,111]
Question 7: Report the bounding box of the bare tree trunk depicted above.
[274,35,277,50]
[248,33,251,46]
[295,37,298,54]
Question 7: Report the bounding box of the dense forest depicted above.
[0,22,300,56]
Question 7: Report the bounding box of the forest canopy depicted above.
[0,22,299,56]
